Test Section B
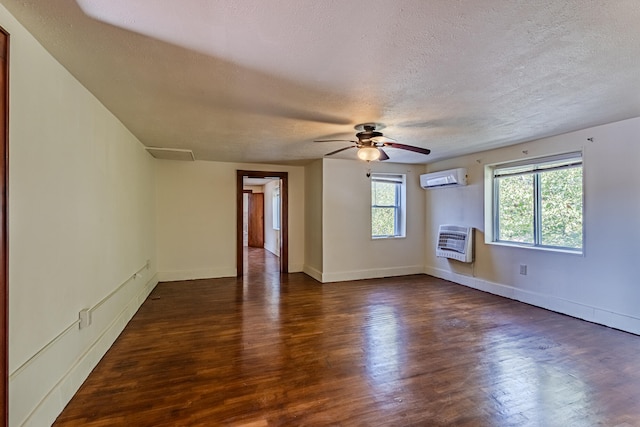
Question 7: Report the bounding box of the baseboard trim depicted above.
[424,265,640,336]
[322,265,424,283]
[264,244,279,257]
[158,268,236,282]
[10,272,159,427]
[288,263,303,273]
[302,265,323,282]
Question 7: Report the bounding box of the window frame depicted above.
[485,151,584,254]
[370,173,406,239]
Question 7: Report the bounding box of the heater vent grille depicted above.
[436,225,474,262]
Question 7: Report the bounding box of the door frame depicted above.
[0,26,9,427]
[236,170,288,276]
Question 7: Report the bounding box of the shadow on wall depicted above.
[444,229,498,282]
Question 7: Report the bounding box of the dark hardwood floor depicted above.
[54,249,640,426]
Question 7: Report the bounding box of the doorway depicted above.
[236,170,288,277]
[244,190,265,248]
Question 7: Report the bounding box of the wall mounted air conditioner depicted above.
[420,168,467,189]
[436,225,474,263]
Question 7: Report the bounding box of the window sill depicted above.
[486,240,583,256]
[372,235,406,240]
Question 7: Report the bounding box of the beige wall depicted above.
[3,4,158,425]
[321,159,426,282]
[303,160,323,280]
[425,117,640,334]
[155,160,305,280]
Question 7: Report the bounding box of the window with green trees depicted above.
[491,152,583,252]
[371,174,406,238]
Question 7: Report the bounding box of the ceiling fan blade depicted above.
[378,148,390,161]
[314,139,357,143]
[384,142,431,155]
[325,146,356,156]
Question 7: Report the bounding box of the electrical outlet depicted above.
[519,264,528,275]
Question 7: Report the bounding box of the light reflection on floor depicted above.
[364,303,403,395]
[482,328,595,426]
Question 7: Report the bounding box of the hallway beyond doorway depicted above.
[243,246,280,278]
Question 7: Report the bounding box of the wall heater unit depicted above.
[436,225,474,263]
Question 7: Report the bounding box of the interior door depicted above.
[247,193,264,248]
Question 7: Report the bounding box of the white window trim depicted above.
[371,173,407,239]
[484,151,585,255]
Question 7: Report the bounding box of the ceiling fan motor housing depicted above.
[356,128,383,146]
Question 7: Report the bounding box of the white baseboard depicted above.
[322,265,424,283]
[303,265,323,282]
[10,272,159,427]
[158,263,302,282]
[158,268,236,282]
[424,265,640,336]
[288,263,303,273]
[264,244,280,257]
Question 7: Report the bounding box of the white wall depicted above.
[242,193,249,246]
[263,180,280,256]
[425,117,640,335]
[3,4,158,426]
[155,160,305,280]
[321,159,426,282]
[303,160,323,281]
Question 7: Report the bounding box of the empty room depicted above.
[2,1,640,426]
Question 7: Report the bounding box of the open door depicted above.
[236,170,288,277]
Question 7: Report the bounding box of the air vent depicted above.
[436,225,474,263]
[145,147,195,161]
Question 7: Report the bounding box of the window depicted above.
[371,174,406,238]
[487,152,583,252]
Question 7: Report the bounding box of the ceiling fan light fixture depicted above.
[318,122,430,161]
[357,146,381,161]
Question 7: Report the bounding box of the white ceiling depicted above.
[244,177,279,187]
[4,0,640,165]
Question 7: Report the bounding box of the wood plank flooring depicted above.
[54,249,640,426]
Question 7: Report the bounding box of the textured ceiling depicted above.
[3,0,640,164]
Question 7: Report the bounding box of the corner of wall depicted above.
[303,264,323,282]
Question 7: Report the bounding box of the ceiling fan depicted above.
[314,123,431,162]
